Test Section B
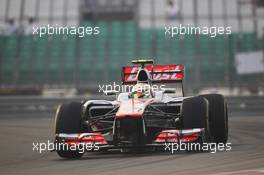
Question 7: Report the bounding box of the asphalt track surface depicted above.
[0,115,263,175]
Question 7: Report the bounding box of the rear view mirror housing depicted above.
[104,90,118,96]
[163,88,176,94]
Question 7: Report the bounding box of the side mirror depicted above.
[104,90,118,96]
[163,88,176,94]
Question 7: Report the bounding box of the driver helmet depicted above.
[131,83,151,99]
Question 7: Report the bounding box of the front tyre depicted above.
[181,96,209,130]
[200,94,228,143]
[55,102,84,159]
[181,96,211,152]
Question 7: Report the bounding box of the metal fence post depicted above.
[193,0,200,92]
[222,0,230,88]
[59,0,69,86]
[14,0,25,87]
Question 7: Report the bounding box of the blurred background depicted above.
[1,2,264,173]
[0,0,264,96]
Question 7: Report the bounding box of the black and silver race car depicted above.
[54,60,228,158]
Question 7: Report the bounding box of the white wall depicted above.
[138,0,264,36]
[0,0,264,36]
[0,0,79,27]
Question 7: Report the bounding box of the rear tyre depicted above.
[200,94,228,143]
[55,102,84,159]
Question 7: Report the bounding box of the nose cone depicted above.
[116,99,145,118]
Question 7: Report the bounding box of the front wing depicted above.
[54,128,205,151]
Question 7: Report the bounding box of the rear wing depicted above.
[122,64,184,84]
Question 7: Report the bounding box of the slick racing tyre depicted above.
[181,96,209,130]
[55,102,84,159]
[181,96,210,152]
[200,94,228,143]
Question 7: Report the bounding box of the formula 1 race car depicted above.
[54,60,228,158]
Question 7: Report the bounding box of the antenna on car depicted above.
[131,59,154,68]
[131,59,154,81]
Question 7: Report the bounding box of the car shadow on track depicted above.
[52,150,208,161]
